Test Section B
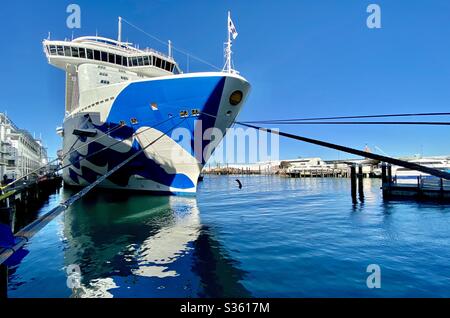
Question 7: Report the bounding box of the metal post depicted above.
[350,165,357,204]
[387,164,392,186]
[358,165,364,202]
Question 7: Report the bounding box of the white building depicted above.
[0,112,48,180]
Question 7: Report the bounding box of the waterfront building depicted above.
[0,112,48,180]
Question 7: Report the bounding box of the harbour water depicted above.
[7,175,450,298]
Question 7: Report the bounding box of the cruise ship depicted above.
[43,17,250,194]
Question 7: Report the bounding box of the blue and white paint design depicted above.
[62,72,250,194]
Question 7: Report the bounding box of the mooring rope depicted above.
[121,17,222,71]
[1,116,175,191]
[0,121,127,191]
[242,111,450,124]
[200,111,450,181]
[51,116,176,179]
[0,117,186,265]
[240,121,450,126]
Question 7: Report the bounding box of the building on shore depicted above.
[0,112,48,180]
[203,157,377,177]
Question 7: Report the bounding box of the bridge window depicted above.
[122,57,127,67]
[49,45,57,55]
[115,55,122,65]
[143,56,150,66]
[101,51,108,62]
[155,57,162,68]
[79,47,86,59]
[108,53,115,64]
[137,56,144,66]
[165,61,172,71]
[71,47,79,58]
[131,57,138,67]
[57,46,64,56]
[86,49,93,59]
[63,46,70,56]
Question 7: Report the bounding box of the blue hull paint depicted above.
[64,75,229,191]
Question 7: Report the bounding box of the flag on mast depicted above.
[228,14,238,40]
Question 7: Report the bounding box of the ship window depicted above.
[143,56,150,66]
[122,57,127,67]
[64,46,71,56]
[86,49,93,59]
[170,63,175,72]
[155,57,162,68]
[108,53,115,64]
[79,47,86,59]
[121,76,129,80]
[131,57,138,67]
[49,45,57,55]
[101,51,108,62]
[165,62,172,71]
[57,46,64,56]
[94,50,101,61]
[115,55,122,65]
[137,56,144,66]
[71,47,79,58]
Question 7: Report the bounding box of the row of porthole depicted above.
[122,109,201,126]
[78,96,115,113]
[180,109,201,118]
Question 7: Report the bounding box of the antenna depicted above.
[118,16,122,44]
[168,40,172,59]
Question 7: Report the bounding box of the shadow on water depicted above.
[58,188,250,298]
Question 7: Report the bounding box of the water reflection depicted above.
[59,189,249,298]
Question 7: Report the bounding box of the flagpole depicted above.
[226,11,232,73]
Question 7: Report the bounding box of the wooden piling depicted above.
[387,164,393,186]
[350,165,357,203]
[358,165,364,202]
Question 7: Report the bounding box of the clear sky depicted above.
[1,0,450,161]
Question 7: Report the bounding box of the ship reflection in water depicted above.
[8,190,249,298]
[9,176,450,298]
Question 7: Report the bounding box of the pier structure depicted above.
[380,163,450,201]
[0,174,62,298]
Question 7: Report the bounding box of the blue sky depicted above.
[0,0,450,161]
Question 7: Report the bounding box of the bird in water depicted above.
[235,179,243,189]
